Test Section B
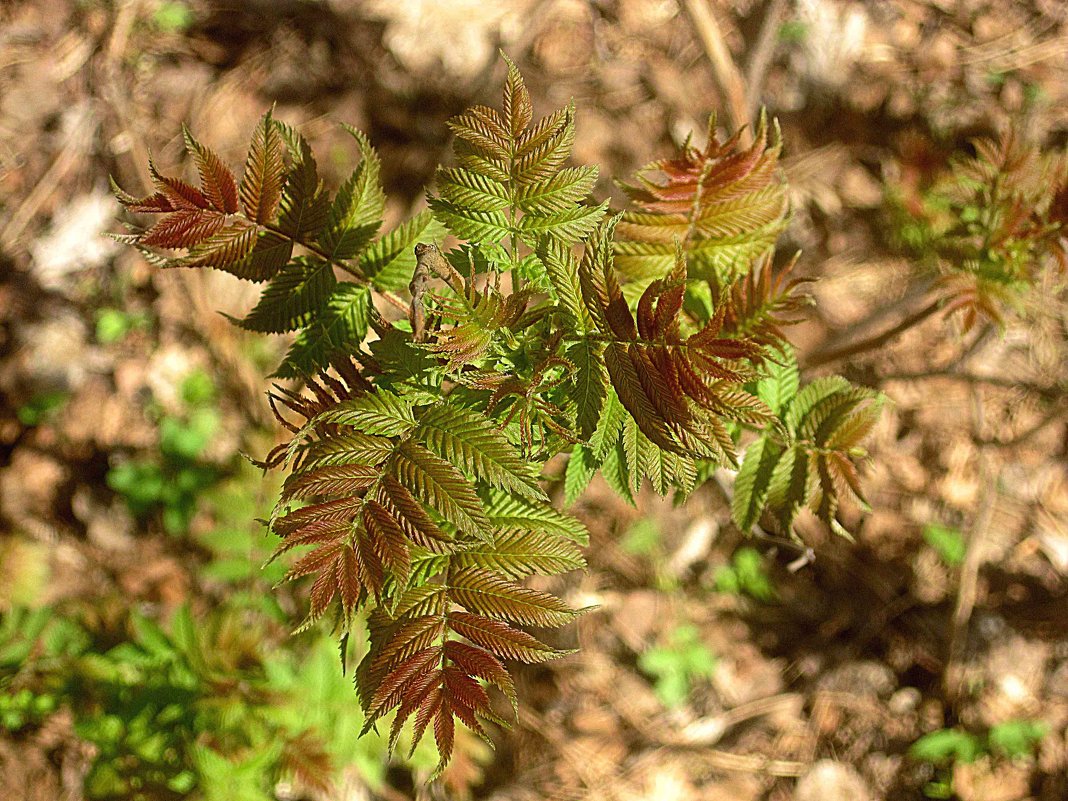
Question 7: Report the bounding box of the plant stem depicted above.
[804,297,943,369]
[681,0,751,142]
[261,221,410,313]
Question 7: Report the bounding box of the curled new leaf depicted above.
[581,236,773,465]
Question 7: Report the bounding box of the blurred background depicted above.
[1,1,1067,799]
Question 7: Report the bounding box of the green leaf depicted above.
[240,110,285,224]
[450,530,585,579]
[428,198,511,244]
[416,404,546,502]
[449,567,578,628]
[318,390,417,436]
[922,523,966,567]
[563,444,596,507]
[515,166,598,214]
[600,440,635,506]
[276,283,371,376]
[516,200,609,245]
[275,121,330,241]
[485,491,589,545]
[731,436,784,531]
[909,728,983,765]
[764,445,810,530]
[318,126,386,260]
[567,337,606,439]
[588,388,625,461]
[436,168,510,212]
[237,256,336,333]
[389,441,490,538]
[755,344,799,414]
[988,719,1047,759]
[783,376,852,434]
[538,238,587,328]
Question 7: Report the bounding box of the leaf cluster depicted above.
[0,602,392,801]
[113,56,884,772]
[114,113,444,377]
[732,345,884,537]
[613,112,788,284]
[888,131,1068,331]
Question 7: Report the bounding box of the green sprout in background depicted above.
[151,1,194,34]
[638,624,717,708]
[95,308,151,344]
[16,390,69,427]
[107,369,224,535]
[713,546,777,602]
[922,523,966,567]
[909,720,1048,799]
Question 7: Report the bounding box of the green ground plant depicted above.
[106,370,225,535]
[713,546,776,602]
[637,624,717,708]
[909,720,1048,799]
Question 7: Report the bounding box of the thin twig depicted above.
[744,0,787,119]
[944,390,999,703]
[1,107,93,250]
[878,370,1063,403]
[804,297,943,369]
[681,0,752,142]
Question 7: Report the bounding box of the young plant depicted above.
[810,132,1068,368]
[113,56,881,771]
[637,624,717,708]
[713,546,776,602]
[896,132,1067,332]
[909,721,1048,799]
[106,370,224,535]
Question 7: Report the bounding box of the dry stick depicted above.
[944,390,999,703]
[804,297,943,369]
[681,0,752,143]
[744,0,788,120]
[0,107,94,250]
[879,370,1064,403]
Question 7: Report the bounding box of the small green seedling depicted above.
[107,371,223,534]
[714,546,777,602]
[152,1,194,33]
[16,390,69,426]
[923,523,966,567]
[95,308,150,344]
[638,624,717,707]
[909,721,1048,798]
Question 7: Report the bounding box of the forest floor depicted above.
[2,1,1067,800]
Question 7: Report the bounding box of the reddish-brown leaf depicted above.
[368,646,441,718]
[139,209,225,249]
[273,497,361,537]
[281,464,379,502]
[442,666,491,715]
[285,541,345,581]
[380,475,454,548]
[447,611,567,664]
[363,499,412,582]
[308,565,338,619]
[149,160,211,211]
[240,111,286,223]
[433,700,456,770]
[411,685,444,754]
[351,530,385,599]
[336,543,363,616]
[443,640,517,714]
[183,125,239,213]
